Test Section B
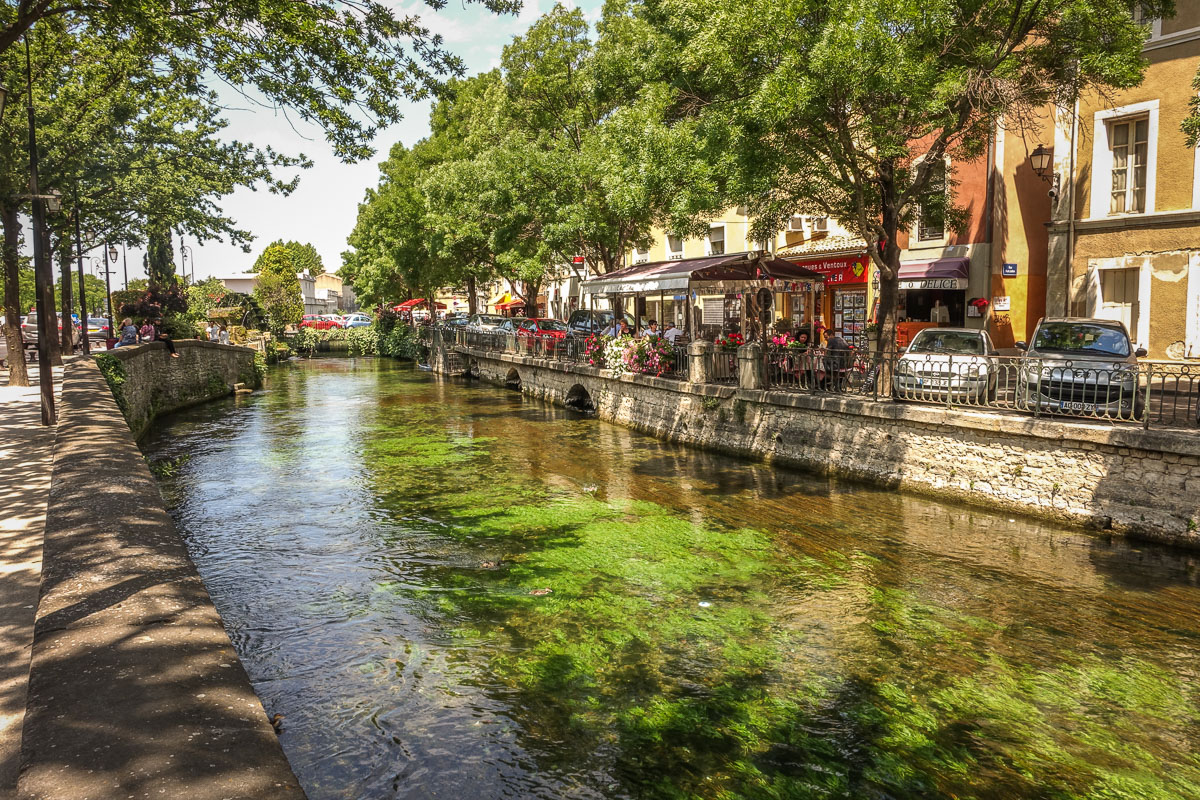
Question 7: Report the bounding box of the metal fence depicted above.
[764,346,1200,429]
[445,328,1200,430]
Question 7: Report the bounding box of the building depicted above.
[1043,6,1200,359]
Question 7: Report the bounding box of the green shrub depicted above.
[347,326,379,356]
[293,327,319,356]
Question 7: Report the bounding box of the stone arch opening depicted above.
[564,383,595,413]
[505,368,522,391]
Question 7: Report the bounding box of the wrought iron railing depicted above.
[764,346,1200,429]
[446,330,1200,430]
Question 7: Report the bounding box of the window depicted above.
[916,161,946,241]
[810,216,828,233]
[633,246,649,264]
[707,225,725,255]
[667,234,683,260]
[787,215,805,232]
[1109,117,1148,215]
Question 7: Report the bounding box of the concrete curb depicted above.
[18,358,305,799]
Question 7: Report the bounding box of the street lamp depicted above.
[1029,144,1053,177]
[180,239,194,284]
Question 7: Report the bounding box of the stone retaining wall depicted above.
[96,339,261,438]
[21,357,304,799]
[460,348,1200,548]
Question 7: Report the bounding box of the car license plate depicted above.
[921,379,949,388]
[1059,401,1095,413]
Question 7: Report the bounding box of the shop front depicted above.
[895,258,970,344]
[779,252,871,348]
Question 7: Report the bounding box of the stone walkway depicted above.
[0,363,60,798]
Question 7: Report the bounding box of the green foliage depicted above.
[146,454,191,479]
[145,228,177,286]
[94,352,128,416]
[376,321,422,360]
[292,326,320,357]
[252,240,324,275]
[252,243,304,335]
[347,326,380,356]
[184,277,230,325]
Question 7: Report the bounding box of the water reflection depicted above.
[143,358,1200,800]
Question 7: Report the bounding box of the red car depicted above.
[516,318,569,351]
[299,314,342,331]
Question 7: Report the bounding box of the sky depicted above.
[111,0,602,287]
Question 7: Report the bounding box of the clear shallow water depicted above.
[142,358,1200,800]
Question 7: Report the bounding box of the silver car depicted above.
[1016,318,1145,419]
[893,328,998,402]
[467,314,507,332]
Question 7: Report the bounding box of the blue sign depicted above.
[1002,262,1018,277]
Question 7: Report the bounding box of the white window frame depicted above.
[910,155,950,247]
[786,214,805,232]
[706,225,725,256]
[1085,257,1152,349]
[633,246,649,265]
[1089,101,1159,220]
[809,216,829,233]
[1187,252,1200,358]
[666,234,684,261]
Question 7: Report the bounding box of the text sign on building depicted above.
[992,295,1011,311]
[898,278,965,290]
[1002,262,1018,277]
[572,255,585,265]
[788,254,870,285]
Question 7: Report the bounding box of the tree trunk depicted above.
[39,225,62,366]
[59,232,73,358]
[467,274,477,316]
[1,205,28,386]
[521,281,539,319]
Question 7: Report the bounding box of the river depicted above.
[141,357,1200,800]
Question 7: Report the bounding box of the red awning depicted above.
[393,299,447,311]
[495,300,525,310]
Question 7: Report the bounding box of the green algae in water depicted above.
[147,361,1200,800]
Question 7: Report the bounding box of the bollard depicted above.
[688,340,713,384]
[738,342,765,390]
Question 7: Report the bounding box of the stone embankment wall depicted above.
[21,357,304,799]
[459,348,1200,549]
[96,339,261,438]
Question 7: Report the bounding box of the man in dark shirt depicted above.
[822,329,851,389]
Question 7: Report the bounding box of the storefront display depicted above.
[780,251,871,345]
[833,288,868,348]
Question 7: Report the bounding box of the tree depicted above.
[0,0,522,162]
[252,241,324,275]
[622,0,1167,351]
[145,227,177,287]
[252,243,304,334]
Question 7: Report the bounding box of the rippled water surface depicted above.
[141,358,1200,800]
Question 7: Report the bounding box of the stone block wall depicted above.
[96,339,261,439]
[462,348,1200,548]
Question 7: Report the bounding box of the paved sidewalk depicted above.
[0,363,60,798]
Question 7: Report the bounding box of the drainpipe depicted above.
[983,127,996,332]
[1064,100,1079,315]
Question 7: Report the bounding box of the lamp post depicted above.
[120,243,128,290]
[97,250,116,338]
[72,189,90,354]
[180,242,194,284]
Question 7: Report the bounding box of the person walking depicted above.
[114,318,138,348]
[218,324,229,345]
[207,321,220,342]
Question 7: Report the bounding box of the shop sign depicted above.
[788,254,870,285]
[898,278,965,290]
[1002,262,1018,277]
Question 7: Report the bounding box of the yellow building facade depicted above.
[1046,7,1200,359]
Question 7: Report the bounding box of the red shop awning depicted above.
[495,300,525,310]
[393,299,447,311]
[897,257,969,290]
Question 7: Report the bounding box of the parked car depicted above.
[87,317,112,344]
[300,314,340,330]
[1016,318,1145,419]
[515,318,569,352]
[343,314,372,328]
[893,328,998,403]
[21,313,82,348]
[467,313,507,332]
[496,317,528,335]
[319,314,345,328]
[566,309,641,336]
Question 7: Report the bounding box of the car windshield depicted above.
[88,318,109,326]
[908,331,985,355]
[538,320,568,331]
[476,315,505,325]
[1033,322,1131,357]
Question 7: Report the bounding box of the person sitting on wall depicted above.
[151,317,179,358]
[114,318,138,348]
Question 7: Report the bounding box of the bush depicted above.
[347,326,379,356]
[293,326,319,356]
[378,322,421,359]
